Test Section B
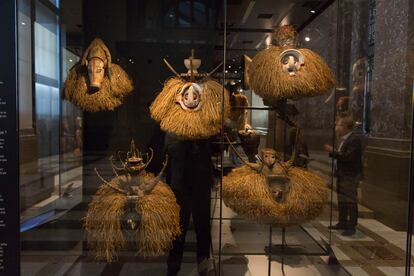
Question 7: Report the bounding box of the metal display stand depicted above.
[217,103,338,276]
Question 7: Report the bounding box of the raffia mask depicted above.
[176,82,202,111]
[280,49,305,76]
[87,57,105,92]
[62,38,134,112]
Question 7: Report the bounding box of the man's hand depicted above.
[324,144,333,153]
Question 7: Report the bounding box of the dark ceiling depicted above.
[219,0,333,56]
[61,0,334,61]
[216,0,334,74]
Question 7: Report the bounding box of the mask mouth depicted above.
[184,101,199,109]
[88,85,101,93]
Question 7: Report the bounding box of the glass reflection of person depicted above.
[350,57,366,126]
[286,127,309,168]
[324,116,362,236]
[74,116,83,157]
[61,118,72,153]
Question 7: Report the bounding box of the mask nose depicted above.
[88,58,105,92]
[287,56,296,75]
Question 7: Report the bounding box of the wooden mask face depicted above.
[280,49,305,76]
[261,149,277,168]
[87,57,105,92]
[176,82,202,111]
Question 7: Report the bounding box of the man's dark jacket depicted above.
[331,133,362,178]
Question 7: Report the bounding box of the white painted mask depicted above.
[280,49,305,76]
[176,82,202,111]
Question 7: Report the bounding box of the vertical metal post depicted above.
[281,227,286,275]
[405,82,414,276]
[218,0,227,275]
[268,225,272,276]
[58,2,62,198]
[329,0,342,246]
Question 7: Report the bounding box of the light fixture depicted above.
[228,65,232,68]
[305,36,311,42]
[310,9,316,14]
[234,70,238,73]
[225,70,228,73]
[69,59,73,62]
[21,22,26,25]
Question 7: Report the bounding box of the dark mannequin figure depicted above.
[165,134,214,276]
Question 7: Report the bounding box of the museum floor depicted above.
[20,156,414,276]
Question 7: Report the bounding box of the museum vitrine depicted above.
[0,0,413,275]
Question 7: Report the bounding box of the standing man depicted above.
[324,116,362,236]
[165,134,214,276]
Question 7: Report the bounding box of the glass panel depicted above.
[59,48,83,210]
[19,0,61,223]
[222,0,414,274]
[16,0,414,275]
[316,0,412,275]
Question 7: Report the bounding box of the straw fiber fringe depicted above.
[62,63,133,112]
[84,174,180,262]
[150,77,230,140]
[222,164,328,226]
[249,47,336,101]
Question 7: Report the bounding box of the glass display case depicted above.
[0,0,412,275]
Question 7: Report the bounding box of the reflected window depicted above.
[251,92,268,132]
[35,1,60,158]
[164,0,211,28]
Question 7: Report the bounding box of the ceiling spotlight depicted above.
[225,70,228,73]
[21,22,26,25]
[228,65,232,68]
[68,59,73,62]
[305,36,311,42]
[234,70,238,73]
[310,9,316,14]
